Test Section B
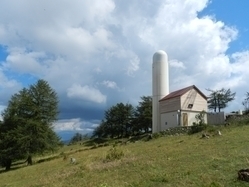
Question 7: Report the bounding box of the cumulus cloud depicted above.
[0,0,249,136]
[53,118,99,134]
[3,47,46,76]
[169,60,186,69]
[54,118,84,131]
[67,84,106,104]
[101,80,118,89]
[126,56,140,76]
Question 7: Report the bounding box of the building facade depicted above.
[159,85,207,131]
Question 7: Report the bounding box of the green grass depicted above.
[1,124,249,187]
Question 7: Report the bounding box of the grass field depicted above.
[1,124,249,187]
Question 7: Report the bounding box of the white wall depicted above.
[160,111,179,130]
[181,89,207,112]
[161,110,208,130]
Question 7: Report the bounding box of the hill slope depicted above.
[1,124,249,187]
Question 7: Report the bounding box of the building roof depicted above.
[159,85,207,102]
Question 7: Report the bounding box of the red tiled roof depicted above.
[159,85,207,102]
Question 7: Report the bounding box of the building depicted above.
[158,85,208,131]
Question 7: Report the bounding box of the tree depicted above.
[195,110,206,125]
[132,96,152,134]
[242,92,249,114]
[207,88,236,112]
[92,96,152,139]
[92,120,108,138]
[0,79,61,170]
[92,103,135,138]
[69,132,88,143]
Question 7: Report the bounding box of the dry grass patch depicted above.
[86,156,137,171]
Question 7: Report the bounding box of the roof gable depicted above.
[159,85,207,102]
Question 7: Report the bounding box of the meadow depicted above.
[1,123,249,187]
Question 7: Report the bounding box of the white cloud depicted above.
[53,118,84,131]
[94,67,102,73]
[53,118,100,132]
[67,84,106,104]
[3,47,46,76]
[169,60,186,69]
[0,0,248,128]
[102,80,118,89]
[126,56,140,76]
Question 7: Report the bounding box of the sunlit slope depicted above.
[0,125,249,187]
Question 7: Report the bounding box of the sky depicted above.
[0,0,249,140]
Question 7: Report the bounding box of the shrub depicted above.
[189,123,207,134]
[105,145,124,162]
[152,132,161,139]
[60,152,68,160]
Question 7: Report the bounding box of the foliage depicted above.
[195,110,206,125]
[151,132,161,139]
[0,79,61,170]
[105,145,124,162]
[189,123,207,134]
[69,133,88,144]
[207,88,236,112]
[242,92,249,114]
[188,111,208,134]
[93,102,135,138]
[133,96,152,133]
[92,96,152,138]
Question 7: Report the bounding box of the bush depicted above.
[152,132,161,139]
[189,123,207,134]
[60,152,68,160]
[105,145,124,162]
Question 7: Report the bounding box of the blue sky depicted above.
[0,0,249,140]
[200,0,249,53]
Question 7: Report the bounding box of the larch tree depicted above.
[0,79,61,170]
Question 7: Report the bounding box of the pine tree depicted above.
[133,96,152,133]
[92,103,134,138]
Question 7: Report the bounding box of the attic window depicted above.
[188,104,193,108]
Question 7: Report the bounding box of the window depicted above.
[188,104,193,108]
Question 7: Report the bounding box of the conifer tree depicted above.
[207,88,236,112]
[0,79,61,170]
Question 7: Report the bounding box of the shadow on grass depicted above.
[84,133,152,150]
[0,161,27,174]
[83,138,110,147]
[0,154,66,174]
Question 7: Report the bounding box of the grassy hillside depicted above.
[1,124,249,187]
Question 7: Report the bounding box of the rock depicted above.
[238,169,249,182]
[217,130,222,136]
[201,133,210,139]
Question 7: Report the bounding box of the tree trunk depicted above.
[5,159,12,171]
[27,155,33,165]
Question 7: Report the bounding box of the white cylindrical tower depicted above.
[152,50,169,133]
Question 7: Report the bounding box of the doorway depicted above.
[183,113,188,126]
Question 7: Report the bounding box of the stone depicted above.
[238,169,249,182]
